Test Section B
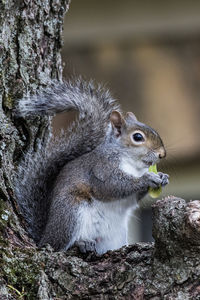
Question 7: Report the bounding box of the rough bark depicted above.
[2,196,200,299]
[0,1,200,299]
[0,0,69,298]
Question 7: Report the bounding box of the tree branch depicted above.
[1,196,200,299]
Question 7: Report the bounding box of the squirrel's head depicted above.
[110,110,166,167]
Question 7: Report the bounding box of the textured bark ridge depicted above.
[1,1,200,299]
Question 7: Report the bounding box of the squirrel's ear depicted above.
[110,110,125,136]
[126,112,137,123]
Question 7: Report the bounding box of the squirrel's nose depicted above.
[158,147,166,159]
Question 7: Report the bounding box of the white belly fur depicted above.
[76,195,138,254]
[74,155,147,254]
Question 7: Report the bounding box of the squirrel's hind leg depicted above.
[38,194,79,251]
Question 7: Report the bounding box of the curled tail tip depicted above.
[15,98,31,117]
[14,92,54,117]
[13,97,31,118]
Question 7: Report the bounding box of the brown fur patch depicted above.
[72,183,92,203]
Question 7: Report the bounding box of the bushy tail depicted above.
[15,79,120,243]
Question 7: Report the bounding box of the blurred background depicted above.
[55,0,200,242]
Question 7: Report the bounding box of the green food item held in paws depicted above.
[148,164,162,198]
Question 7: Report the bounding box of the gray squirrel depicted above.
[15,79,169,254]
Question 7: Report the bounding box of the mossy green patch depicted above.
[3,94,14,110]
[2,249,40,299]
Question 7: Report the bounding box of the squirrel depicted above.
[15,79,169,254]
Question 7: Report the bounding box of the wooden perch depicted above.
[1,196,200,299]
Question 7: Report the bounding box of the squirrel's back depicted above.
[15,79,119,243]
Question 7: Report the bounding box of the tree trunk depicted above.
[1,1,200,299]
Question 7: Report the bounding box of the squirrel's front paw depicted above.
[158,172,169,187]
[76,239,97,253]
[144,172,162,189]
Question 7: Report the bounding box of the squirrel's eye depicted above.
[133,132,144,142]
